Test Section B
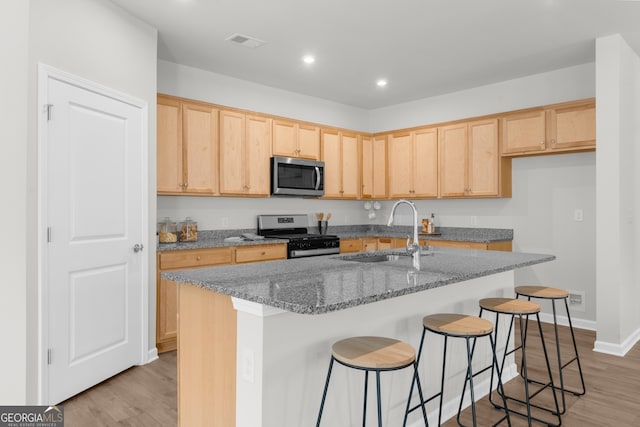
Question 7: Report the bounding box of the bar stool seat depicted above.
[332,336,416,369]
[406,314,510,427]
[515,285,586,414]
[479,297,561,426]
[317,336,428,427]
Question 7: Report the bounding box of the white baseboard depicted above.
[145,347,159,364]
[537,312,596,331]
[407,362,518,427]
[594,327,640,356]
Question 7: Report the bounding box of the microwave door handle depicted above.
[314,166,321,190]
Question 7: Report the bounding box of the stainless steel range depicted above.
[257,214,340,259]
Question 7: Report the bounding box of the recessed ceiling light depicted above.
[302,55,316,64]
[376,79,388,87]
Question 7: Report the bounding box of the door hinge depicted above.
[45,104,53,121]
[47,349,52,365]
[47,227,52,243]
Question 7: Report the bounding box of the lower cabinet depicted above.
[423,239,512,251]
[156,243,286,353]
[340,236,512,255]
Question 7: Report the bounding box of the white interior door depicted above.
[42,68,147,404]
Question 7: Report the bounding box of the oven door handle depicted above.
[314,166,321,190]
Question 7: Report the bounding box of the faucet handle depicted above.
[405,235,419,254]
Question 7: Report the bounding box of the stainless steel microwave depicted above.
[271,156,324,197]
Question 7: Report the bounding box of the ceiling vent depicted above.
[225,33,267,49]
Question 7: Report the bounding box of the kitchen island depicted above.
[163,247,554,427]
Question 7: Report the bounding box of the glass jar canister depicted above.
[158,217,178,243]
[179,217,198,242]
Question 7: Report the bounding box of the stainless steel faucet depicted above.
[387,199,421,269]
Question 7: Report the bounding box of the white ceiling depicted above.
[110,0,640,109]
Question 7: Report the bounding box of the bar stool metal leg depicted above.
[479,298,562,427]
[316,357,335,427]
[517,291,587,415]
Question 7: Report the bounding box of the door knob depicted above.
[133,244,144,253]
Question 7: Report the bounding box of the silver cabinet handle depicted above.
[133,244,144,253]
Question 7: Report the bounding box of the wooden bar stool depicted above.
[316,336,428,427]
[515,285,586,414]
[479,298,561,427]
[405,314,511,427]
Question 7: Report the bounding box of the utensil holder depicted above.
[318,220,328,234]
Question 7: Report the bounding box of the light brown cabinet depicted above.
[235,244,288,264]
[156,247,233,353]
[157,95,219,195]
[423,239,512,251]
[502,99,595,156]
[272,119,320,160]
[339,238,363,253]
[361,135,387,199]
[156,243,286,353]
[219,110,272,196]
[322,130,360,199]
[388,127,438,198]
[439,118,508,198]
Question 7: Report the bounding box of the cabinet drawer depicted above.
[159,247,233,270]
[235,244,287,264]
[340,238,362,253]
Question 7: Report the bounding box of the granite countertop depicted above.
[162,247,553,315]
[157,226,513,252]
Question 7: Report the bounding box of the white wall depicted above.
[158,62,598,324]
[158,60,370,132]
[595,34,640,355]
[4,0,158,404]
[0,0,30,406]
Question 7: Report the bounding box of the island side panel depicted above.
[177,283,237,427]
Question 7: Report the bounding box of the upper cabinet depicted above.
[388,127,438,198]
[322,130,360,199]
[272,119,321,160]
[219,110,272,196]
[157,95,219,195]
[439,118,508,198]
[361,135,387,199]
[502,99,595,156]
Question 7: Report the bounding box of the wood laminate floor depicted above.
[61,324,639,426]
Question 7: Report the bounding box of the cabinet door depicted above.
[468,119,499,196]
[272,119,297,158]
[548,102,595,151]
[439,123,467,197]
[362,136,387,199]
[388,132,413,197]
[183,103,218,194]
[340,238,362,253]
[413,127,438,198]
[341,133,360,199]
[362,238,378,252]
[157,96,183,194]
[322,130,343,198]
[219,110,246,194]
[298,124,320,159]
[502,110,546,155]
[245,115,272,195]
[156,276,177,351]
[377,238,393,250]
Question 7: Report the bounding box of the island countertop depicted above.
[162,247,554,315]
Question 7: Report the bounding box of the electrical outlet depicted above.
[241,349,254,383]
[574,209,584,222]
[221,217,229,227]
[568,290,586,312]
[470,216,478,226]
